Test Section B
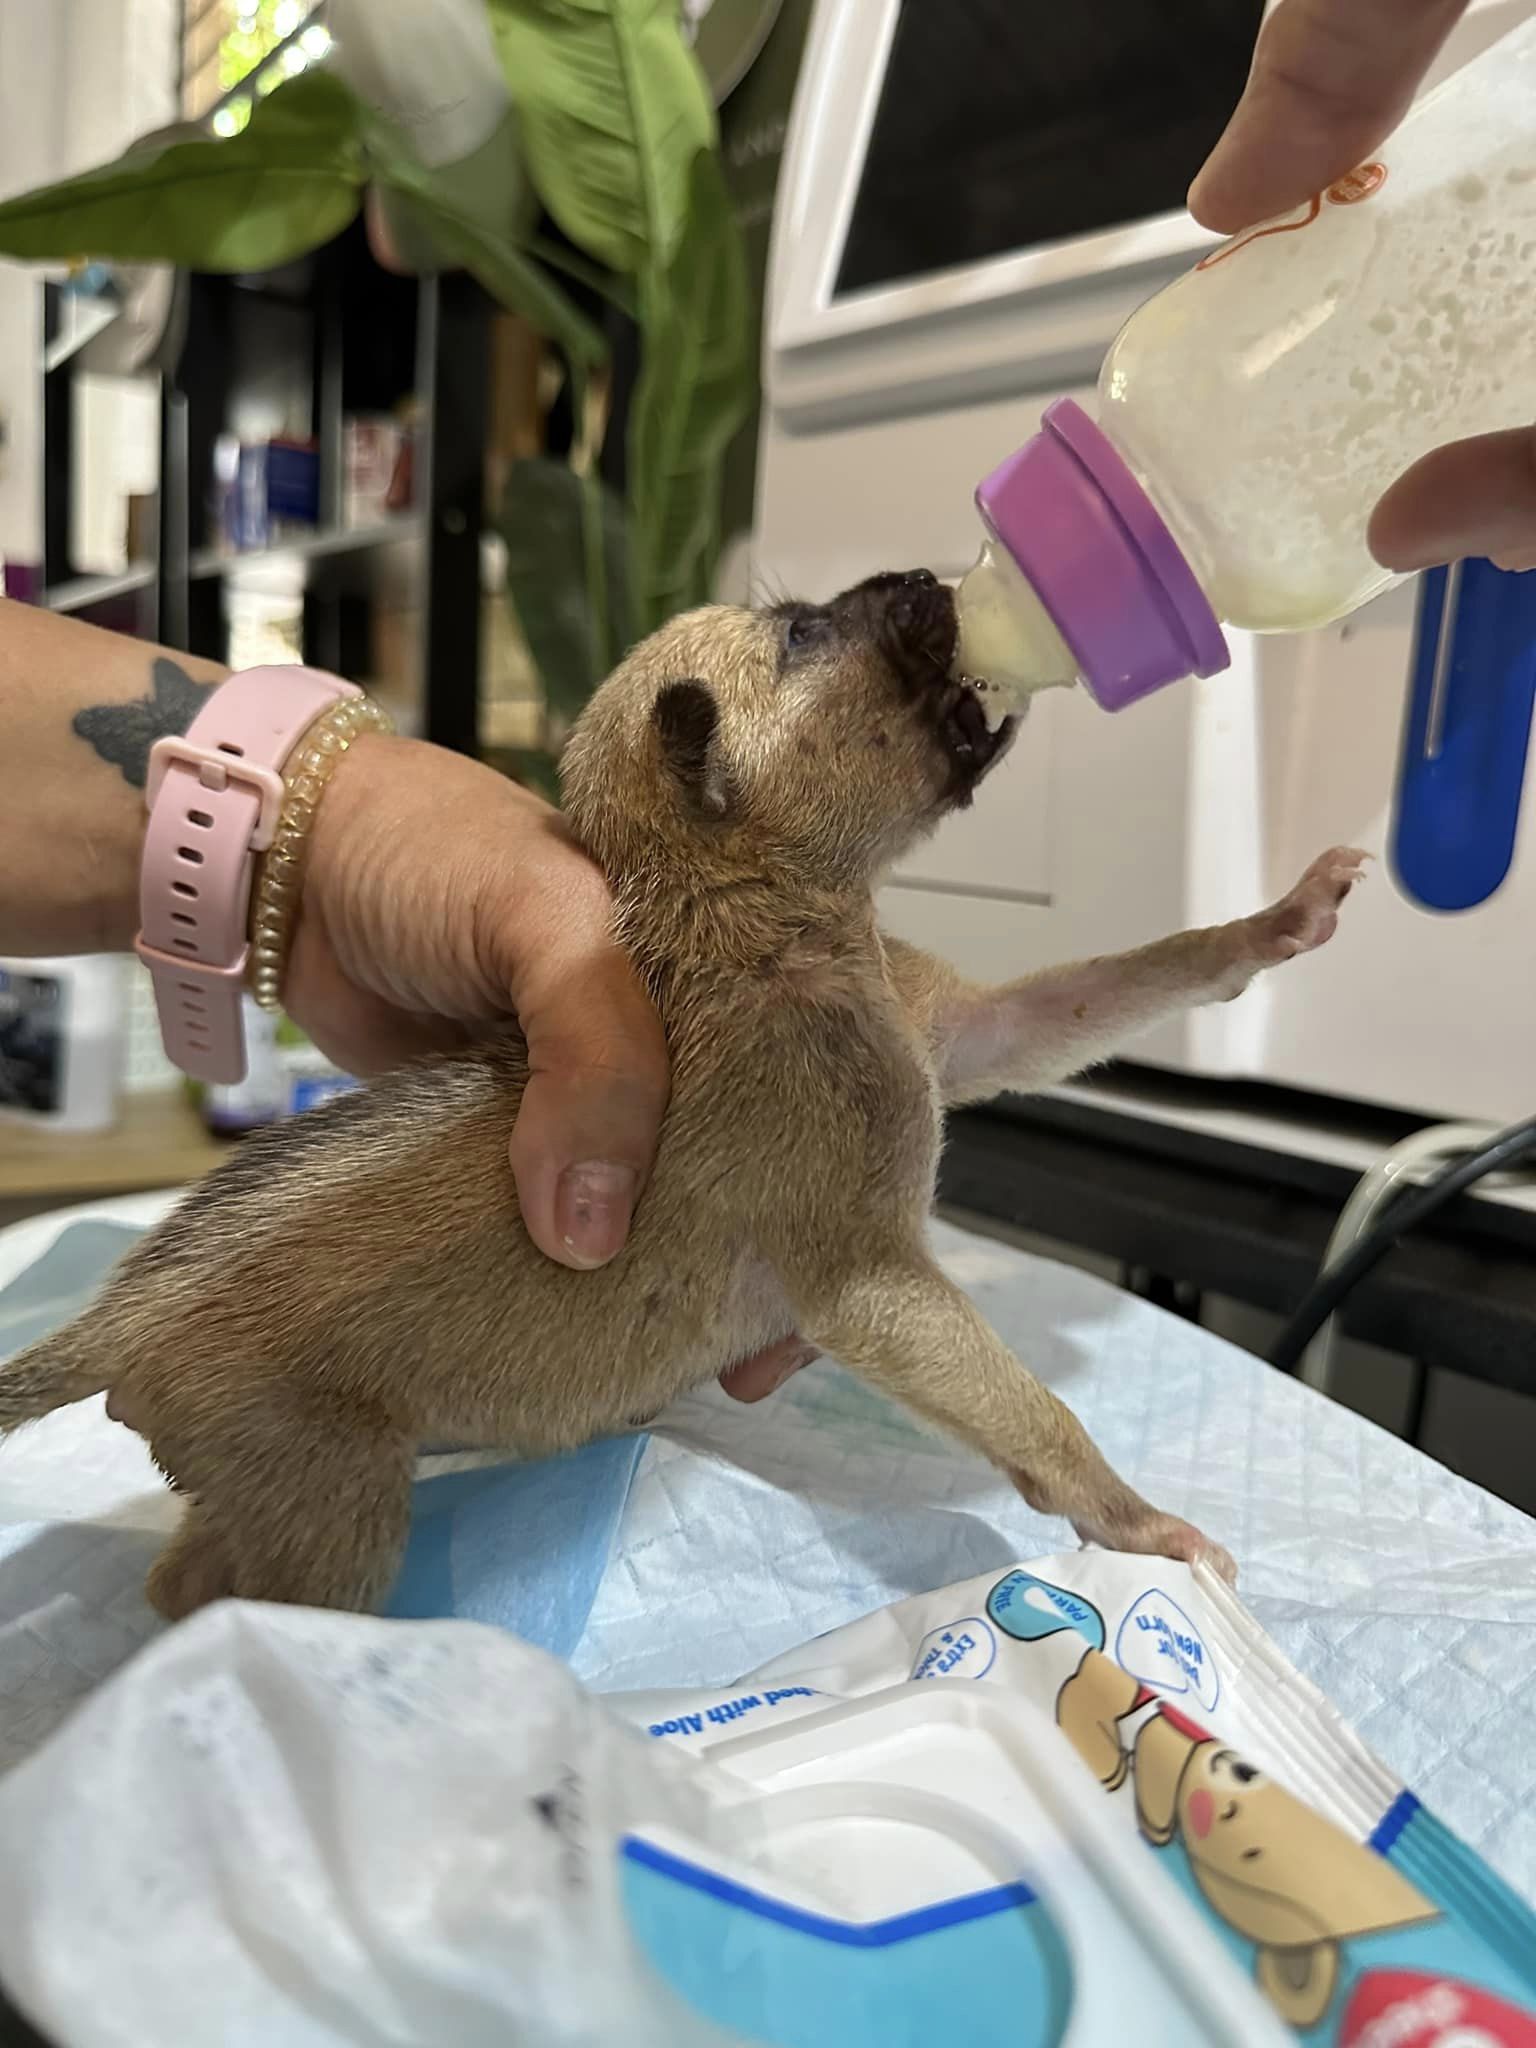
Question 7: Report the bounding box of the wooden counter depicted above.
[0,1088,226,1222]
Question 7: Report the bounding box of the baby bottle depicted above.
[956,11,1536,715]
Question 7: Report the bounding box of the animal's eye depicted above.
[782,606,832,657]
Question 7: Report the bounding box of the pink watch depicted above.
[135,664,360,1084]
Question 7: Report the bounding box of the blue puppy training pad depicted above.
[0,1220,647,1661]
[385,1438,648,1655]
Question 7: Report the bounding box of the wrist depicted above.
[1,613,225,957]
[74,649,229,953]
[302,726,390,878]
[135,666,388,1082]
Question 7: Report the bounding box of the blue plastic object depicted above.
[1391,558,1536,911]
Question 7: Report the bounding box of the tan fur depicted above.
[0,573,1365,1619]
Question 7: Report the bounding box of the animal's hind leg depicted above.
[223,1416,414,1612]
[146,1504,237,1622]
[152,1394,415,1616]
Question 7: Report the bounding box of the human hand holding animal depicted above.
[0,574,1363,1619]
[0,597,669,1276]
[289,736,669,1270]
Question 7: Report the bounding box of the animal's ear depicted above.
[1133,1715,1195,1847]
[653,679,731,820]
[1255,1940,1339,2030]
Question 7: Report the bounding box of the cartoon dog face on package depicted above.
[1127,1704,1435,2026]
[986,1573,1438,2032]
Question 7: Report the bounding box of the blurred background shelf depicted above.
[39,220,489,754]
[186,513,424,586]
[43,564,156,615]
[0,1088,224,1225]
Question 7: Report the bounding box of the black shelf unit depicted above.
[41,219,491,756]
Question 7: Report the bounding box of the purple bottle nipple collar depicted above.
[975,399,1231,711]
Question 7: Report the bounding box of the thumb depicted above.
[1369,427,1536,573]
[1187,0,1464,234]
[507,935,671,1270]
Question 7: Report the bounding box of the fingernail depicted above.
[556,1162,638,1268]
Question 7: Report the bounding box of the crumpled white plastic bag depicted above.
[0,1602,742,2048]
[4,1559,1534,2048]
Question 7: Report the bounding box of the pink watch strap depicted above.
[136,664,359,1084]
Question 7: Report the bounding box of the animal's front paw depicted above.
[1074,1504,1238,1586]
[1249,846,1369,967]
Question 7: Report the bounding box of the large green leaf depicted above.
[497,455,632,725]
[485,0,715,278]
[628,148,753,632]
[368,134,606,368]
[0,72,366,272]
[485,2,753,631]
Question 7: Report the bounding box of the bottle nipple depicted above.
[954,542,1079,725]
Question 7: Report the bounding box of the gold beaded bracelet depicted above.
[248,692,394,1012]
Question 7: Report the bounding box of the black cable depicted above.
[1269,1112,1536,1376]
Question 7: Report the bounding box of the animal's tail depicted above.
[0,1325,110,1431]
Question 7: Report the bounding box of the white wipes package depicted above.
[2,1553,1533,2048]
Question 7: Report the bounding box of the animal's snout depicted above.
[849,568,939,597]
[884,572,946,635]
[840,568,955,688]
[824,567,958,695]
[886,576,957,688]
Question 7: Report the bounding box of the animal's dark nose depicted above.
[884,580,958,687]
[843,565,937,602]
[887,579,949,641]
[831,569,956,686]
[847,568,938,598]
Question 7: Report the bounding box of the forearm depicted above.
[0,600,226,955]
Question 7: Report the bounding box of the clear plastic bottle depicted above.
[956,13,1536,715]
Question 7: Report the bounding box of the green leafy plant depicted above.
[0,73,367,275]
[495,453,630,737]
[0,2,753,775]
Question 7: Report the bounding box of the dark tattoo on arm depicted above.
[72,657,215,790]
